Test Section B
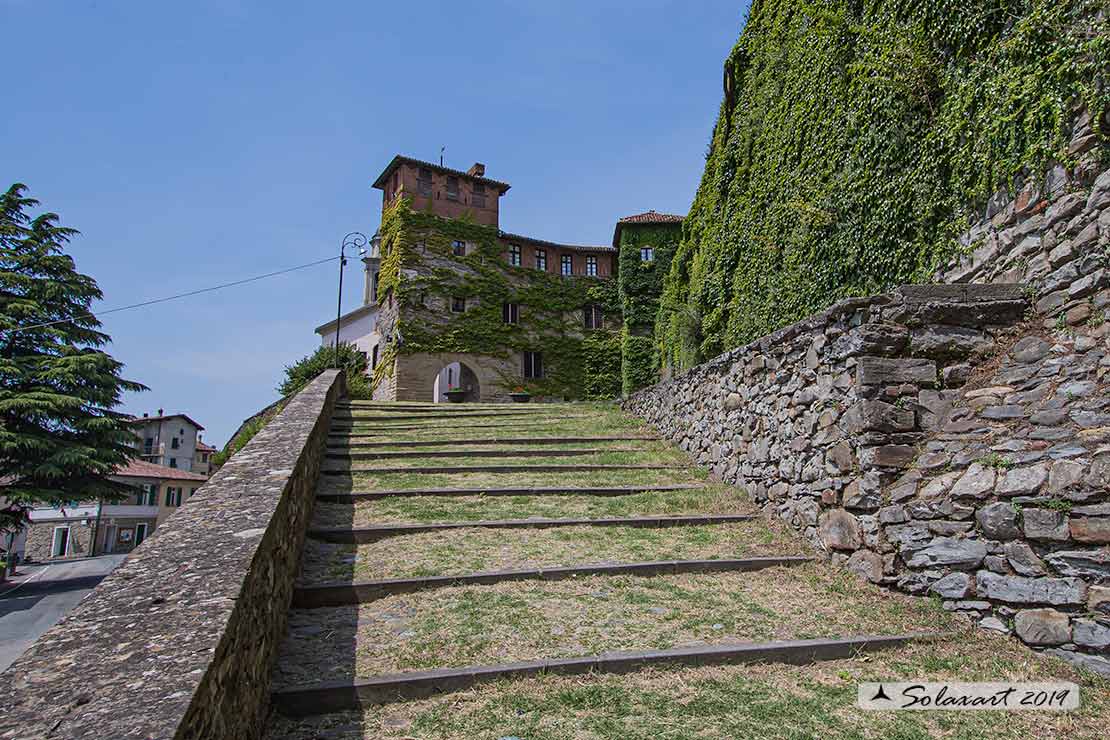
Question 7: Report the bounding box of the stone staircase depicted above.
[263,400,944,737]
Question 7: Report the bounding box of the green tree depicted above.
[279,342,370,399]
[0,184,146,538]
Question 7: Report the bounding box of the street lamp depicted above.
[335,232,368,369]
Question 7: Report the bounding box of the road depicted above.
[0,554,127,673]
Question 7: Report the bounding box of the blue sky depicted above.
[3,0,748,446]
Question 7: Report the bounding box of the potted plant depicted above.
[509,385,532,403]
[443,385,467,403]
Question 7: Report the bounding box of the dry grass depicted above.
[298,519,796,582]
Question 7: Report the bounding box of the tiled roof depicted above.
[126,413,205,431]
[372,155,512,193]
[499,231,616,253]
[113,459,208,482]
[195,441,218,453]
[612,210,684,246]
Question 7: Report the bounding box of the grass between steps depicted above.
[273,564,948,685]
[325,467,709,492]
[298,520,792,583]
[311,485,748,526]
[267,627,1110,740]
[325,448,695,471]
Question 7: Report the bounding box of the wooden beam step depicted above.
[325,447,646,461]
[271,633,938,715]
[328,436,659,448]
[292,556,811,608]
[316,483,709,503]
[308,514,757,543]
[323,463,689,476]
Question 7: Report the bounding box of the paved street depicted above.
[0,554,127,673]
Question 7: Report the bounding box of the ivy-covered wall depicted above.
[657,0,1109,372]
[375,199,622,400]
[617,222,682,394]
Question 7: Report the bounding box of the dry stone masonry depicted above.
[626,163,1110,675]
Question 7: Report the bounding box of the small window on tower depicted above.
[535,249,547,271]
[503,302,519,324]
[561,254,573,276]
[509,244,522,266]
[451,296,466,313]
[586,256,598,276]
[446,176,459,200]
[452,240,466,257]
[472,181,486,208]
[583,304,604,330]
[523,351,544,379]
[418,168,433,195]
[641,246,655,262]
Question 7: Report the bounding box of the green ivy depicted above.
[658,0,1109,371]
[616,222,682,393]
[377,200,622,399]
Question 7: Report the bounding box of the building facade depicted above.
[315,155,683,402]
[128,411,206,473]
[20,460,207,562]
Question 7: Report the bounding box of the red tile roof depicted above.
[112,459,208,482]
[195,441,218,453]
[612,210,684,246]
[372,155,512,193]
[499,231,615,253]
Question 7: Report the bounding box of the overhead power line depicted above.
[7,255,341,334]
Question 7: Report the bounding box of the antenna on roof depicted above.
[440,146,445,166]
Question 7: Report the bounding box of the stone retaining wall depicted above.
[625,165,1110,674]
[0,369,344,740]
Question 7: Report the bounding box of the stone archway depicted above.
[432,361,481,403]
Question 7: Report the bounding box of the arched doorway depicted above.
[431,361,481,403]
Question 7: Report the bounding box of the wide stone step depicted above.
[316,483,711,502]
[325,447,647,461]
[323,463,689,476]
[270,633,935,715]
[328,435,659,448]
[328,418,595,432]
[333,410,551,421]
[292,556,811,608]
[307,513,757,543]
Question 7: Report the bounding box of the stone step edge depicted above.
[316,483,710,502]
[291,556,811,608]
[322,463,690,476]
[327,436,660,448]
[270,633,937,715]
[328,417,595,429]
[325,447,648,461]
[332,411,561,421]
[307,514,758,543]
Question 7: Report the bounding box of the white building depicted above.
[127,411,206,473]
[314,233,386,376]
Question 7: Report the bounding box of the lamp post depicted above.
[335,232,368,369]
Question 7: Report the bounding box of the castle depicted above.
[315,155,683,402]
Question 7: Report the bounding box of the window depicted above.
[446,175,459,200]
[135,523,148,546]
[452,240,466,257]
[472,181,486,208]
[509,244,522,266]
[641,246,655,262]
[171,437,180,450]
[561,254,573,276]
[143,437,154,454]
[535,249,547,271]
[503,302,519,324]
[451,296,466,313]
[586,256,598,276]
[418,168,433,195]
[169,457,177,469]
[139,484,157,506]
[523,351,544,379]
[164,487,182,507]
[371,344,379,370]
[584,304,604,330]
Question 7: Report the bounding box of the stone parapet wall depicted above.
[0,370,344,740]
[625,167,1110,674]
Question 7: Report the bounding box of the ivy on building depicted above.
[375,200,622,399]
[616,222,682,394]
[657,0,1109,372]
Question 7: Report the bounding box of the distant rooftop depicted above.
[127,413,205,431]
[371,155,512,194]
[114,458,208,482]
[612,210,684,246]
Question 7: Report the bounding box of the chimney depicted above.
[157,408,164,416]
[143,412,148,418]
[467,163,486,177]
